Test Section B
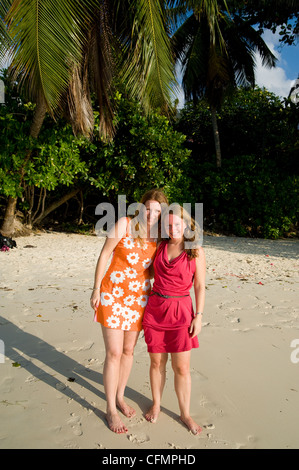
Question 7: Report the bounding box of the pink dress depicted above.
[142,241,199,353]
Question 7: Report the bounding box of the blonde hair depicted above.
[165,204,201,259]
[130,189,169,244]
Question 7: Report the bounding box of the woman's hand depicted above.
[90,290,100,311]
[189,315,202,338]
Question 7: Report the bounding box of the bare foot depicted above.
[145,404,160,423]
[180,415,202,435]
[116,399,136,418]
[106,412,128,434]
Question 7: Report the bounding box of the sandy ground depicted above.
[0,231,298,450]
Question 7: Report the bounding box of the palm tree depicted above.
[172,1,277,167]
[3,0,176,134]
[0,0,176,235]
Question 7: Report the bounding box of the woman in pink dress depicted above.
[142,205,206,435]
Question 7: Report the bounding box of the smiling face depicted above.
[144,199,162,226]
[166,213,186,240]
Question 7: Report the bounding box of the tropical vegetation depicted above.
[171,2,277,167]
[0,0,298,238]
[177,87,298,238]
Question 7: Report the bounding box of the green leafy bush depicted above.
[0,75,88,199]
[187,157,298,238]
[82,92,191,205]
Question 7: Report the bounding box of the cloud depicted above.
[254,29,296,98]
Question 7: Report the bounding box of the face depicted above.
[166,214,186,239]
[144,199,161,226]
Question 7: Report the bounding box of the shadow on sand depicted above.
[203,234,299,260]
[0,315,177,429]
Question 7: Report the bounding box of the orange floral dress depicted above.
[94,220,156,331]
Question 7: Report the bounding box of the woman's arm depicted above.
[189,247,206,338]
[90,217,128,311]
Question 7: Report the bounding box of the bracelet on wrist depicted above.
[92,287,100,291]
[194,312,203,316]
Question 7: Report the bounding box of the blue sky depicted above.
[254,28,298,99]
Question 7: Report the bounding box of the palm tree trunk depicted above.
[30,96,48,139]
[0,97,47,236]
[1,196,17,236]
[211,106,222,168]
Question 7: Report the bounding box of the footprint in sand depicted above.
[168,443,184,449]
[204,423,215,430]
[127,433,150,444]
[0,377,14,393]
[67,413,83,436]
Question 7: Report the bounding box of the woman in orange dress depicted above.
[90,189,168,434]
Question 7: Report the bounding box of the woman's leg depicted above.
[171,351,202,435]
[101,326,128,433]
[145,352,168,422]
[116,330,140,418]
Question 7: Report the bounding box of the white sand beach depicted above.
[0,231,298,449]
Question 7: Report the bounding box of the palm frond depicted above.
[120,0,177,112]
[223,15,277,88]
[88,2,116,141]
[192,0,228,52]
[67,62,94,138]
[166,1,191,35]
[172,13,200,62]
[236,17,277,69]
[176,16,209,101]
[67,1,116,140]
[6,0,95,114]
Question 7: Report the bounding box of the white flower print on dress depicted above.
[101,292,114,306]
[126,252,139,265]
[106,315,120,328]
[142,258,152,269]
[112,303,123,316]
[123,237,135,249]
[137,294,148,308]
[124,267,137,279]
[129,280,142,292]
[136,240,148,250]
[121,307,140,323]
[121,307,132,321]
[124,295,136,306]
[128,310,140,324]
[121,320,132,331]
[110,271,125,284]
[112,286,124,298]
[142,279,151,291]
